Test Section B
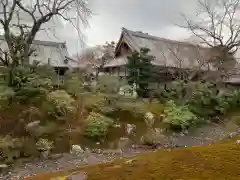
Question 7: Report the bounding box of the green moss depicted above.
[25,138,240,180]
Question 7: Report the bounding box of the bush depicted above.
[94,75,121,94]
[0,85,15,108]
[141,130,165,146]
[163,100,198,130]
[85,112,114,140]
[46,90,76,119]
[9,66,58,104]
[63,71,84,96]
[81,92,106,111]
[115,98,164,118]
[36,138,54,152]
[157,80,186,103]
[187,83,234,118]
[0,135,23,164]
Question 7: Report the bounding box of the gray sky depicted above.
[50,0,198,55]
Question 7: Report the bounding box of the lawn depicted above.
[25,138,240,180]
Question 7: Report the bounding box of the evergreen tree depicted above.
[126,51,140,85]
[126,48,155,97]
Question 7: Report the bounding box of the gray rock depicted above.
[125,124,136,135]
[25,121,40,134]
[70,145,84,157]
[229,132,237,139]
[0,164,8,169]
[68,172,87,180]
[236,140,240,145]
[180,132,185,137]
[48,153,63,160]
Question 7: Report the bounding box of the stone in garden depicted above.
[48,153,63,160]
[126,124,136,135]
[0,164,8,169]
[236,140,240,145]
[67,172,87,180]
[25,121,40,134]
[125,158,136,164]
[229,132,237,139]
[70,145,84,157]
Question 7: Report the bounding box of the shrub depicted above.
[187,83,234,118]
[36,138,54,152]
[0,85,15,108]
[36,138,54,158]
[63,71,84,96]
[46,90,76,119]
[119,83,137,98]
[81,92,106,111]
[157,80,186,103]
[0,135,23,164]
[163,100,198,130]
[140,130,165,146]
[27,121,59,138]
[94,75,121,94]
[10,66,58,104]
[85,112,114,140]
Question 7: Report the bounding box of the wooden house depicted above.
[102,28,240,86]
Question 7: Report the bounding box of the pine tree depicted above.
[126,48,155,97]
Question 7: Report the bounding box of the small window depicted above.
[64,59,68,64]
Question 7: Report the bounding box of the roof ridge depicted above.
[122,27,206,48]
[0,35,66,46]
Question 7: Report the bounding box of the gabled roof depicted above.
[0,35,66,47]
[113,28,210,69]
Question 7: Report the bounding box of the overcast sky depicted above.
[38,0,198,56]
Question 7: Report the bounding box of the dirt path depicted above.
[0,123,239,180]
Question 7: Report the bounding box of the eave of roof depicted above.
[0,35,66,47]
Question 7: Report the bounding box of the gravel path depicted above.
[0,123,239,180]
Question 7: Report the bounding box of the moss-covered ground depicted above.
[25,138,240,180]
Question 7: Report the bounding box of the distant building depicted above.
[0,35,79,76]
[102,28,240,85]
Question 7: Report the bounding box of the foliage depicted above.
[0,85,15,108]
[63,71,84,96]
[126,48,156,97]
[94,74,121,94]
[36,139,54,152]
[119,83,137,98]
[5,66,58,104]
[163,100,198,130]
[157,81,186,103]
[46,90,76,119]
[0,135,23,164]
[141,130,164,146]
[158,81,240,122]
[27,121,59,138]
[85,112,114,140]
[186,83,233,118]
[81,92,106,111]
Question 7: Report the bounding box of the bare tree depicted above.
[0,0,91,67]
[75,41,115,78]
[158,40,210,82]
[178,0,240,80]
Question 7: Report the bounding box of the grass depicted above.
[25,137,240,180]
